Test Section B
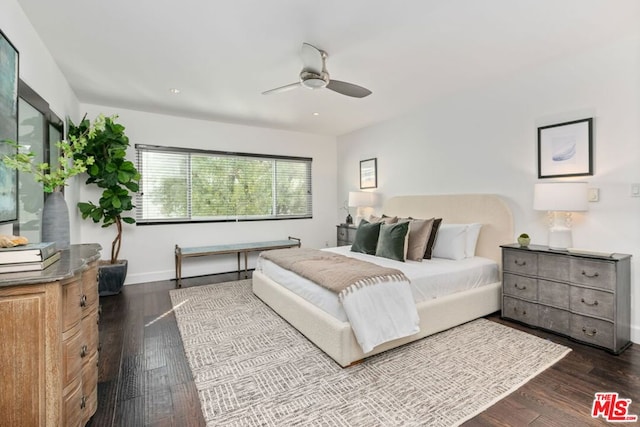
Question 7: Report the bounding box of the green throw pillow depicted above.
[350,220,382,255]
[376,221,410,262]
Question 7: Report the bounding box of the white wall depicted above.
[0,0,81,238]
[337,35,640,342]
[78,105,337,284]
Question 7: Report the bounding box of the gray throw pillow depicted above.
[350,220,382,255]
[375,221,410,262]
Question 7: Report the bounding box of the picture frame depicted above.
[0,29,19,224]
[538,118,593,179]
[360,158,377,189]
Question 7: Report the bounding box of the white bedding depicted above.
[255,245,499,322]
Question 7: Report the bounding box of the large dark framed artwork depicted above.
[0,29,19,224]
[538,118,593,179]
[360,158,377,189]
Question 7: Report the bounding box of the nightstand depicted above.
[501,244,631,354]
[336,224,357,246]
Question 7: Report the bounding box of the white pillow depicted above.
[465,223,483,257]
[432,223,483,260]
[432,224,468,260]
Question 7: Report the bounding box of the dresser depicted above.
[336,224,357,246]
[501,244,631,354]
[0,244,101,426]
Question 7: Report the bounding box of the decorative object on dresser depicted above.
[501,243,631,354]
[336,223,357,246]
[0,241,56,263]
[533,182,588,250]
[538,118,593,178]
[517,233,531,247]
[0,244,102,426]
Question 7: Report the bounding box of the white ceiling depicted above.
[16,0,640,136]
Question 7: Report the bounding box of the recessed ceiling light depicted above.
[169,88,181,94]
[312,112,320,116]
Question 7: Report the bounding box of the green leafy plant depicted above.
[519,233,530,239]
[70,114,140,264]
[2,117,104,192]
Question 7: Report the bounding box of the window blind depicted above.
[135,144,312,224]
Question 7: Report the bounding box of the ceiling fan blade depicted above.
[326,80,372,98]
[262,82,302,95]
[301,43,324,74]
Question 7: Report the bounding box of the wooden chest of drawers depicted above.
[0,244,101,426]
[501,244,631,354]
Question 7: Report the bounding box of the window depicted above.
[11,80,63,241]
[135,144,312,224]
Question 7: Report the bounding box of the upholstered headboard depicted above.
[383,194,514,265]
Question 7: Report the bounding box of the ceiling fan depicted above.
[262,43,372,98]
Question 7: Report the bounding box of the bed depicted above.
[252,194,514,367]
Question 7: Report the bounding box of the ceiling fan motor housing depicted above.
[300,71,329,89]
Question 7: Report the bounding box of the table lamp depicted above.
[533,182,588,250]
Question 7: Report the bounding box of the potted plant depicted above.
[2,117,102,248]
[70,114,140,295]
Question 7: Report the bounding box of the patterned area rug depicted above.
[170,280,570,427]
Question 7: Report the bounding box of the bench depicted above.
[174,237,301,288]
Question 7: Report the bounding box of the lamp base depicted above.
[548,226,572,251]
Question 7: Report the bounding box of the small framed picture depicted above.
[538,118,593,178]
[360,158,377,189]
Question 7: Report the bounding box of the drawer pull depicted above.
[80,345,88,358]
[80,294,87,307]
[514,283,527,291]
[582,327,597,337]
[514,260,527,267]
[514,307,527,316]
[580,298,598,307]
[581,270,599,278]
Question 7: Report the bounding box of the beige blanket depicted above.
[259,248,408,301]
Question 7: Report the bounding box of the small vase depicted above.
[42,191,70,250]
[518,236,531,247]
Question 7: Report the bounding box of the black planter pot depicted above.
[98,259,128,296]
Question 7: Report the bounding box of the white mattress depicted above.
[255,245,499,322]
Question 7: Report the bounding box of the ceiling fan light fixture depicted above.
[302,77,327,89]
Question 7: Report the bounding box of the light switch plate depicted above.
[588,188,599,202]
[632,183,640,197]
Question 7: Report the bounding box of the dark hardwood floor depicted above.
[88,272,639,426]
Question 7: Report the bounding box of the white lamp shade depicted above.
[348,191,376,207]
[533,182,588,212]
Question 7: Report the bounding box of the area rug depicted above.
[170,280,570,427]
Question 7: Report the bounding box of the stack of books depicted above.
[0,242,60,274]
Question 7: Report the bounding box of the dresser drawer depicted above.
[538,253,569,281]
[538,279,569,309]
[63,379,84,427]
[570,258,615,290]
[503,250,537,276]
[503,296,538,326]
[503,274,537,300]
[539,305,570,335]
[62,276,83,333]
[63,325,83,389]
[570,287,614,320]
[570,314,614,349]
